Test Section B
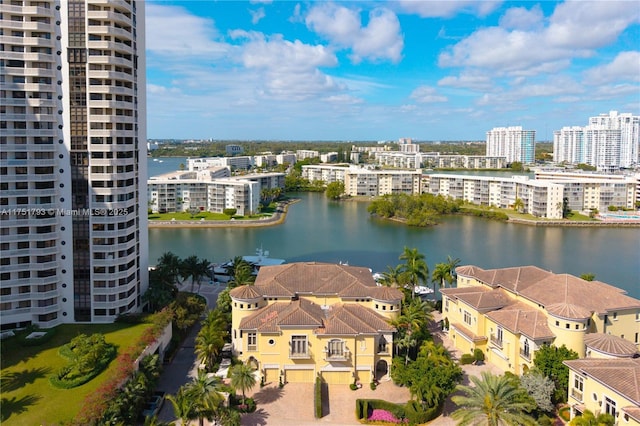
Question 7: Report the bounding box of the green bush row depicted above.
[49,346,116,389]
[404,399,442,424]
[355,399,404,422]
[356,398,442,425]
[460,353,475,364]
[460,207,509,221]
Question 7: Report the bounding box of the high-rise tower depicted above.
[486,126,535,164]
[0,0,148,328]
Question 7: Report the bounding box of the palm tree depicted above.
[230,363,257,407]
[444,255,461,286]
[186,371,225,426]
[380,264,404,288]
[513,197,525,213]
[166,386,196,426]
[181,255,210,293]
[228,265,256,288]
[195,322,227,372]
[451,371,537,426]
[569,409,615,426]
[432,262,451,293]
[157,252,182,283]
[399,247,428,298]
[390,298,432,364]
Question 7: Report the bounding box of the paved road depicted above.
[156,280,227,424]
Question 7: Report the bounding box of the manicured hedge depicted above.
[404,399,443,424]
[356,399,404,422]
[314,376,323,418]
[460,353,475,365]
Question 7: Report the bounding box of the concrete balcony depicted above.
[490,334,503,349]
[289,350,311,359]
[519,349,532,361]
[570,388,583,402]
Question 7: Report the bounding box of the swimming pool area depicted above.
[598,212,640,220]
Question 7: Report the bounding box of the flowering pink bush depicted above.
[368,409,405,423]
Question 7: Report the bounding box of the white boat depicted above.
[413,286,434,295]
[210,247,285,282]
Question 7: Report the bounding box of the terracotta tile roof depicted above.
[239,300,395,335]
[251,262,394,300]
[229,285,262,300]
[584,333,639,358]
[441,286,511,311]
[372,286,404,302]
[450,322,488,342]
[622,406,640,423]
[485,302,555,340]
[564,358,640,406]
[546,302,592,320]
[455,265,640,315]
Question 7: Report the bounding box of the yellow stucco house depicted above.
[229,262,403,385]
[564,358,640,425]
[441,265,640,375]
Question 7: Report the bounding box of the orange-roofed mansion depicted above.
[229,262,403,385]
[441,265,640,376]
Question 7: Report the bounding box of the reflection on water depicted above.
[148,192,640,298]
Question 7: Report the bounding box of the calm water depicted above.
[146,159,640,298]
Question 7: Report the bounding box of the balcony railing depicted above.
[324,348,350,361]
[519,349,531,361]
[247,344,257,352]
[490,334,503,349]
[289,350,311,359]
[570,388,583,402]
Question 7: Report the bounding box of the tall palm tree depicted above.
[432,262,451,293]
[390,298,432,364]
[399,247,428,298]
[451,371,537,426]
[157,252,182,283]
[444,255,461,286]
[380,264,404,288]
[228,265,256,288]
[230,363,257,407]
[513,197,525,213]
[166,387,196,426]
[186,371,225,426]
[181,255,210,293]
[195,322,227,372]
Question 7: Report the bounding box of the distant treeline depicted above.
[149,140,553,163]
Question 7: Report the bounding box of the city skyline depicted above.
[146,1,640,141]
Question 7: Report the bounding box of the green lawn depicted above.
[0,322,151,425]
[148,211,273,221]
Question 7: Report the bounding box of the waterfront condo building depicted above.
[230,262,402,384]
[441,266,640,376]
[486,126,535,164]
[554,111,640,170]
[0,0,148,328]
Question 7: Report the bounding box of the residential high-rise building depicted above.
[553,111,639,170]
[0,0,148,328]
[486,126,535,164]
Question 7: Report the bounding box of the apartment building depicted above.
[554,111,640,170]
[230,262,402,384]
[302,165,422,197]
[296,150,319,160]
[188,156,253,171]
[148,169,280,216]
[1,0,148,327]
[441,266,640,376]
[425,174,564,219]
[486,126,535,164]
[534,171,637,211]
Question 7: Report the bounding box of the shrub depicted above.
[473,348,485,363]
[405,400,442,424]
[370,381,377,390]
[314,376,323,418]
[460,354,475,365]
[350,383,358,391]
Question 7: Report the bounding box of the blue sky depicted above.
[145,1,640,141]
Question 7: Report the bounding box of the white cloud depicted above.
[410,86,448,103]
[438,1,639,76]
[583,51,640,85]
[322,94,364,105]
[398,0,502,18]
[305,4,404,63]
[499,5,543,30]
[438,72,494,91]
[146,4,227,57]
[250,7,266,24]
